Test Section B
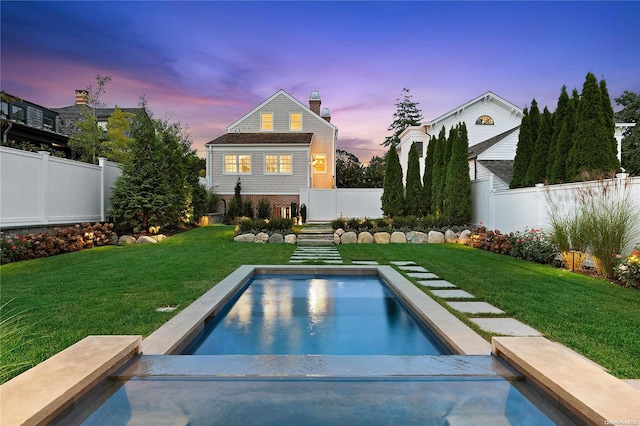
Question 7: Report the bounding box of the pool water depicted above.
[182,274,450,355]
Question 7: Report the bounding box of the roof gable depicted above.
[226,89,337,132]
[468,126,520,158]
[427,91,523,129]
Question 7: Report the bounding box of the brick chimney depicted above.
[309,90,321,115]
[75,89,89,105]
[321,107,331,123]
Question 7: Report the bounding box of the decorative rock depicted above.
[255,232,269,243]
[405,231,417,243]
[444,229,458,243]
[341,231,357,244]
[268,233,284,244]
[428,231,445,244]
[108,233,119,245]
[373,232,390,244]
[117,235,136,245]
[458,229,472,245]
[284,234,297,244]
[234,233,255,243]
[136,236,157,244]
[335,228,345,236]
[409,232,428,244]
[155,234,167,242]
[390,232,407,243]
[333,233,341,244]
[358,231,374,244]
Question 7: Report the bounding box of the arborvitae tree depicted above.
[381,145,404,217]
[421,135,437,215]
[510,107,531,188]
[550,89,579,182]
[529,99,541,145]
[431,127,447,214]
[105,106,134,164]
[615,90,640,175]
[599,79,620,170]
[404,142,423,216]
[546,86,569,182]
[443,123,472,224]
[567,72,620,180]
[382,88,423,147]
[523,106,553,186]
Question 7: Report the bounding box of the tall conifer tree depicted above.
[382,88,423,147]
[599,79,620,170]
[510,107,531,188]
[404,142,423,216]
[431,127,447,214]
[529,99,541,148]
[443,123,472,224]
[421,135,436,215]
[523,106,553,186]
[550,89,579,182]
[547,86,569,182]
[381,146,404,217]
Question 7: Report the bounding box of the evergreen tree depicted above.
[404,142,423,216]
[599,79,620,170]
[567,72,620,180]
[382,88,423,147]
[336,149,364,188]
[431,127,447,214]
[363,155,385,187]
[615,90,640,175]
[523,106,553,186]
[547,86,569,182]
[421,135,437,215]
[105,106,134,164]
[529,99,541,144]
[443,123,472,224]
[550,89,579,182]
[381,145,404,217]
[510,107,531,188]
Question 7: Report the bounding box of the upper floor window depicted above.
[261,113,273,131]
[414,141,423,158]
[312,154,327,174]
[475,115,494,125]
[1,101,8,118]
[43,116,54,131]
[11,105,25,123]
[224,154,252,174]
[265,154,292,174]
[290,113,302,131]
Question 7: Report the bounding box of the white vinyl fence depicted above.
[0,147,121,228]
[300,188,384,222]
[471,175,640,243]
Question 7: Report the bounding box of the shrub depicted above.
[242,200,254,219]
[509,228,557,264]
[257,198,271,219]
[392,216,418,231]
[346,217,361,230]
[616,243,640,289]
[207,191,220,213]
[331,218,347,230]
[359,218,374,231]
[375,218,389,228]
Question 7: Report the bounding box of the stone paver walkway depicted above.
[416,280,457,288]
[470,318,542,336]
[446,302,505,314]
[430,289,476,299]
[289,246,342,264]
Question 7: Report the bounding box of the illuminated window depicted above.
[475,115,494,125]
[224,154,252,174]
[290,113,302,131]
[261,113,273,131]
[312,154,326,174]
[265,154,292,174]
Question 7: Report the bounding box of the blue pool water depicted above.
[182,274,450,355]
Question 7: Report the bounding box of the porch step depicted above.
[297,233,334,246]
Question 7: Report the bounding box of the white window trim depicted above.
[312,153,327,174]
[264,154,293,175]
[261,112,274,132]
[289,112,303,131]
[223,153,252,175]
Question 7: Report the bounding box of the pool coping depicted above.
[141,265,492,356]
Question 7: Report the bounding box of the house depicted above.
[1,91,71,157]
[206,89,338,218]
[397,91,524,191]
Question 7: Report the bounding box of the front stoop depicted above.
[297,223,334,246]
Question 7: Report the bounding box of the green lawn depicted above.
[1,226,638,382]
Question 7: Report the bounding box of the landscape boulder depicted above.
[334,228,345,236]
[285,234,297,244]
[108,233,119,245]
[136,236,157,244]
[444,229,458,243]
[358,231,374,244]
[234,233,255,243]
[341,231,357,244]
[255,232,269,243]
[428,231,445,244]
[117,235,136,245]
[268,233,284,244]
[334,233,341,244]
[390,232,407,243]
[409,231,428,244]
[458,229,472,245]
[373,232,390,244]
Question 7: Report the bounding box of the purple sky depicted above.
[2,1,639,161]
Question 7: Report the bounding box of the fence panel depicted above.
[301,188,384,221]
[0,148,44,227]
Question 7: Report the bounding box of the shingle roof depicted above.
[477,160,514,185]
[468,126,520,159]
[206,132,313,145]
[51,104,140,135]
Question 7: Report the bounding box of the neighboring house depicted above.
[206,89,337,218]
[1,91,71,156]
[397,91,524,190]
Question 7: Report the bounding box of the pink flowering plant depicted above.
[616,244,640,289]
[509,228,557,265]
[0,233,32,264]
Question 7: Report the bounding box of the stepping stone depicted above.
[446,302,505,314]
[398,266,429,272]
[352,261,379,265]
[429,289,475,299]
[390,261,415,266]
[416,280,456,288]
[324,260,343,264]
[406,272,439,280]
[470,318,542,336]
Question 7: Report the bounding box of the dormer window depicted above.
[476,115,494,125]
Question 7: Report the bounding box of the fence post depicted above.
[535,183,545,230]
[98,157,107,222]
[38,151,50,225]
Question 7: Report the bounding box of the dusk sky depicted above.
[2,1,639,161]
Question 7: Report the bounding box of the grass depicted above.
[1,226,638,382]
